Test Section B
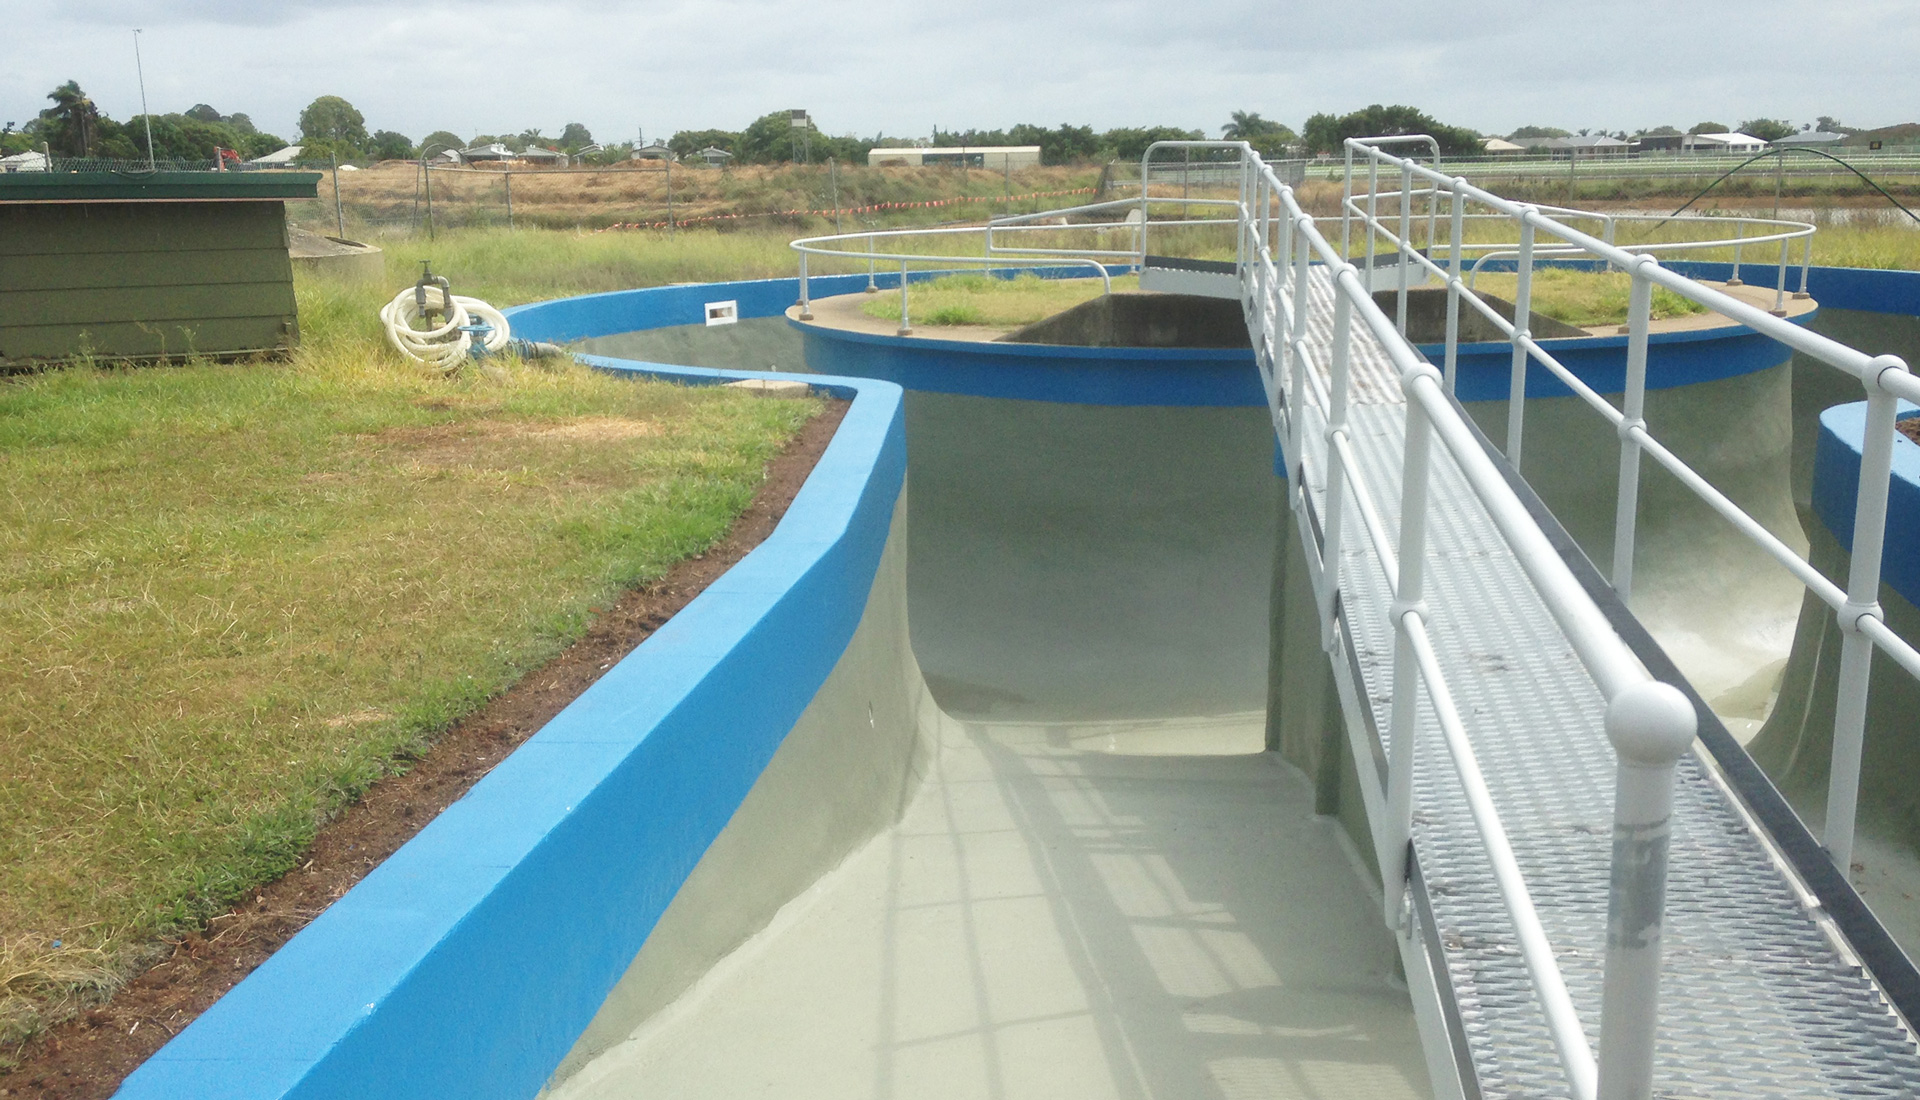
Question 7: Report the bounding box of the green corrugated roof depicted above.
[0,171,321,202]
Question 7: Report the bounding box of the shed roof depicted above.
[0,171,321,203]
[1774,130,1848,145]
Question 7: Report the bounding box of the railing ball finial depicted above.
[1604,681,1696,765]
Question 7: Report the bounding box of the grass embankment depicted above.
[859,272,1141,327]
[1465,270,1707,327]
[297,162,1105,236]
[0,231,818,1051]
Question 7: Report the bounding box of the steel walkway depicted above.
[1281,262,1920,1097]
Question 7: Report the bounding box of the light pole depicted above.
[133,29,155,170]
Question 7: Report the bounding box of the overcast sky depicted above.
[5,0,1915,145]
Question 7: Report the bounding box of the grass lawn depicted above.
[0,230,817,1048]
[1465,268,1708,327]
[859,272,1141,327]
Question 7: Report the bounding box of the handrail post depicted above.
[1320,280,1355,649]
[1595,681,1697,1100]
[797,252,814,321]
[1364,155,1379,289]
[1443,180,1465,392]
[1728,220,1744,286]
[1288,217,1312,486]
[897,260,912,336]
[1382,393,1437,925]
[865,233,878,294]
[1797,233,1813,298]
[1612,259,1655,599]
[1773,237,1790,315]
[1396,163,1413,337]
[1342,143,1355,260]
[1826,364,1905,872]
[1507,215,1537,468]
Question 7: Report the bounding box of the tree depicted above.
[1687,121,1727,135]
[510,128,547,153]
[1301,104,1480,157]
[559,122,593,151]
[225,112,258,135]
[41,80,101,157]
[185,103,223,123]
[1101,125,1206,163]
[1639,125,1681,137]
[1738,118,1795,142]
[1816,115,1852,134]
[1221,111,1297,157]
[1508,125,1570,140]
[669,129,738,159]
[736,110,813,163]
[421,131,467,157]
[1005,123,1099,165]
[369,130,414,160]
[298,95,368,158]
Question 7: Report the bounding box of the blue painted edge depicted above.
[1812,399,1920,606]
[116,360,908,1100]
[502,264,1134,344]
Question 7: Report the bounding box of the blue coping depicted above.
[1811,399,1920,607]
[116,360,908,1100]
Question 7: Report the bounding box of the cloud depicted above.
[5,0,1917,144]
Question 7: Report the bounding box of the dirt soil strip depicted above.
[0,397,850,1100]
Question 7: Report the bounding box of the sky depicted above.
[4,0,1916,146]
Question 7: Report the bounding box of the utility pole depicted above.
[830,157,841,233]
[133,29,155,169]
[666,156,675,235]
[332,152,345,235]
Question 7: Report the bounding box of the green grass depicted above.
[0,233,818,1050]
[1465,269,1708,327]
[859,272,1142,327]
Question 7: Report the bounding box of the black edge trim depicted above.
[1143,254,1237,275]
[1437,385,1920,1024]
[1412,858,1486,1100]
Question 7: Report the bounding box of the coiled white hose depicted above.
[378,286,511,372]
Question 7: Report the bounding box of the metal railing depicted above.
[786,141,1920,1099]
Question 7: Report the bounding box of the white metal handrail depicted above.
[1335,140,1920,892]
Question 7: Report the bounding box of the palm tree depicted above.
[1222,111,1271,141]
[43,81,99,157]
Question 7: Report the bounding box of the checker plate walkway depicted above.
[1280,264,1920,1097]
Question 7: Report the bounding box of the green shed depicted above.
[0,171,321,366]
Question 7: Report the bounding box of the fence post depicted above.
[1612,259,1655,599]
[504,171,513,230]
[1595,680,1696,1100]
[331,153,345,237]
[1825,365,1905,872]
[1506,214,1536,467]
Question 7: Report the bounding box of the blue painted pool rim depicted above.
[117,358,908,1100]
[1812,399,1920,606]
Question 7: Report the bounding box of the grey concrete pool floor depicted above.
[549,707,1430,1100]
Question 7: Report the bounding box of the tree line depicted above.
[14,80,1850,170]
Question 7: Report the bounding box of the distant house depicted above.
[866,146,1041,170]
[1774,130,1848,147]
[1481,137,1525,156]
[459,143,569,168]
[248,145,304,165]
[1633,134,1685,154]
[1537,135,1631,159]
[0,150,49,172]
[631,142,674,162]
[695,146,734,167]
[1683,132,1767,154]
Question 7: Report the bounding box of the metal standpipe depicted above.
[897,260,912,336]
[1595,680,1697,1100]
[797,253,813,321]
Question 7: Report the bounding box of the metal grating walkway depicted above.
[1283,265,1920,1097]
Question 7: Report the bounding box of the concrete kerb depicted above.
[117,347,909,1100]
